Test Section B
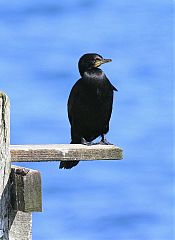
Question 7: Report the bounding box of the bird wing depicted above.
[106,77,118,91]
[67,79,82,125]
[112,85,118,91]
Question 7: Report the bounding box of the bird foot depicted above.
[98,135,113,145]
[98,140,113,145]
[81,138,92,146]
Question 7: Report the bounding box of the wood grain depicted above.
[0,93,11,240]
[10,144,123,162]
[9,211,32,240]
[0,93,33,240]
[10,165,42,212]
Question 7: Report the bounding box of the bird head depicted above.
[78,53,112,77]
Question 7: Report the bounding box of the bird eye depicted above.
[96,58,101,62]
[91,59,96,65]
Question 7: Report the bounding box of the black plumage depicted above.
[59,53,117,169]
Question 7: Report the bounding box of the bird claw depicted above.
[98,135,113,145]
[81,138,92,146]
[98,140,113,145]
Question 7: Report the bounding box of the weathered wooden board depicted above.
[0,93,33,240]
[10,165,42,212]
[0,93,11,240]
[9,211,32,240]
[10,144,123,162]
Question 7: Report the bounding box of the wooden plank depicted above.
[10,165,42,212]
[0,93,11,240]
[10,144,123,162]
[9,211,32,240]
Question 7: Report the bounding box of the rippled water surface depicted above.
[0,1,173,239]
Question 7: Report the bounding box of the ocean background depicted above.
[0,0,174,239]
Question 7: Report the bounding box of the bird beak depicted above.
[94,58,112,67]
[102,59,112,64]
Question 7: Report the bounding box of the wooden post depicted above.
[0,93,42,240]
[0,93,11,240]
[8,165,42,240]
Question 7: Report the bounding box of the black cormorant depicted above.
[59,53,117,169]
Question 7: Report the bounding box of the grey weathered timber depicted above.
[0,93,11,240]
[9,211,32,240]
[0,93,34,240]
[10,144,123,162]
[10,165,42,212]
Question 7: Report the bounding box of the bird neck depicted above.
[78,64,87,77]
[82,68,105,80]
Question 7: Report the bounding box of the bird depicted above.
[59,53,117,169]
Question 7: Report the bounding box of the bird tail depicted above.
[59,139,80,169]
[59,160,79,169]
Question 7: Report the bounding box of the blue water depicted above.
[0,0,174,239]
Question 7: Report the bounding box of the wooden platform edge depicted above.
[10,144,123,162]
